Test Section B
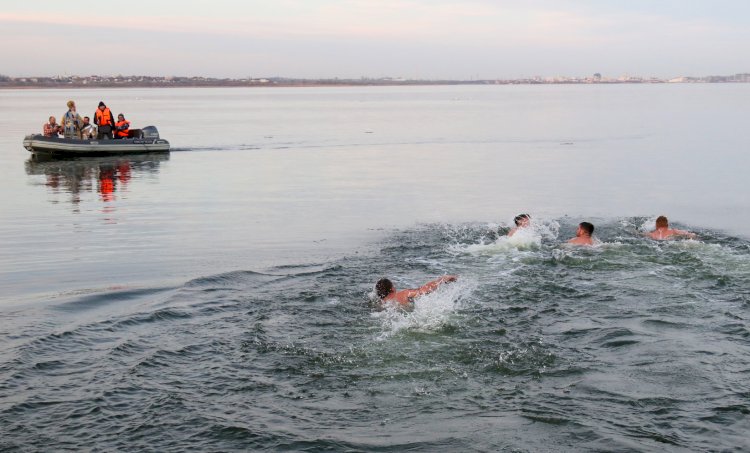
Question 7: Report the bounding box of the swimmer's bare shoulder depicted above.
[648,228,696,240]
[377,275,458,306]
[647,216,697,240]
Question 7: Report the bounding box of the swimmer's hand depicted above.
[408,275,459,299]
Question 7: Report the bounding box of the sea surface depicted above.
[0,85,749,451]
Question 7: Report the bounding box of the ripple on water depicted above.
[1,218,749,450]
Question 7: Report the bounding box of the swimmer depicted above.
[375,275,457,306]
[508,214,531,237]
[568,222,595,246]
[647,216,696,240]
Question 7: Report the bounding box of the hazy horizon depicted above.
[4,71,749,81]
[2,1,750,79]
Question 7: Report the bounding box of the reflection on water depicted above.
[24,153,168,208]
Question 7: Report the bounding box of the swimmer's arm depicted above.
[412,275,458,297]
[507,228,517,237]
[393,276,458,303]
[674,229,697,239]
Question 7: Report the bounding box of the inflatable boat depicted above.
[23,126,170,156]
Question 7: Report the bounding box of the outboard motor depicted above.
[141,126,160,140]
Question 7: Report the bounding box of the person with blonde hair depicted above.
[61,100,83,139]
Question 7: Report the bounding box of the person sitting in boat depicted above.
[80,116,97,140]
[114,113,131,139]
[43,116,61,137]
[94,101,115,140]
[61,100,83,139]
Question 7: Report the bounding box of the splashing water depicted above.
[451,218,560,254]
[1,218,749,451]
[372,279,474,339]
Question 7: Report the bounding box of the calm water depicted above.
[1,85,749,451]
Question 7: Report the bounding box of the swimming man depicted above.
[648,216,696,240]
[568,222,595,246]
[508,214,531,237]
[375,275,457,306]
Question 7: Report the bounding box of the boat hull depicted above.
[23,134,170,156]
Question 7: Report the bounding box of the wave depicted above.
[2,217,750,451]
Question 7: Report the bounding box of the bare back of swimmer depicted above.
[648,216,696,240]
[375,276,458,306]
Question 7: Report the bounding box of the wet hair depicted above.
[514,214,530,226]
[375,278,393,299]
[579,222,594,236]
[656,216,668,228]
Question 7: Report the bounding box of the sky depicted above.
[1,0,749,79]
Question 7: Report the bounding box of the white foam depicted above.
[461,234,538,254]
[453,219,559,255]
[372,279,473,339]
[671,238,702,247]
[560,237,605,249]
[638,217,658,232]
[551,248,573,262]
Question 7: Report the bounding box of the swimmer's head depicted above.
[656,216,668,229]
[514,214,531,227]
[579,222,594,237]
[375,278,394,299]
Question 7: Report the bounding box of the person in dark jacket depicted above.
[94,101,115,140]
[81,116,97,139]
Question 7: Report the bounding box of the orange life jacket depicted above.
[95,107,113,127]
[115,120,131,138]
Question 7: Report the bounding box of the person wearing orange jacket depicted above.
[114,113,131,139]
[94,101,115,139]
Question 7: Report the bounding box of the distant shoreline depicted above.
[2,73,749,90]
[5,80,750,90]
[4,74,750,90]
